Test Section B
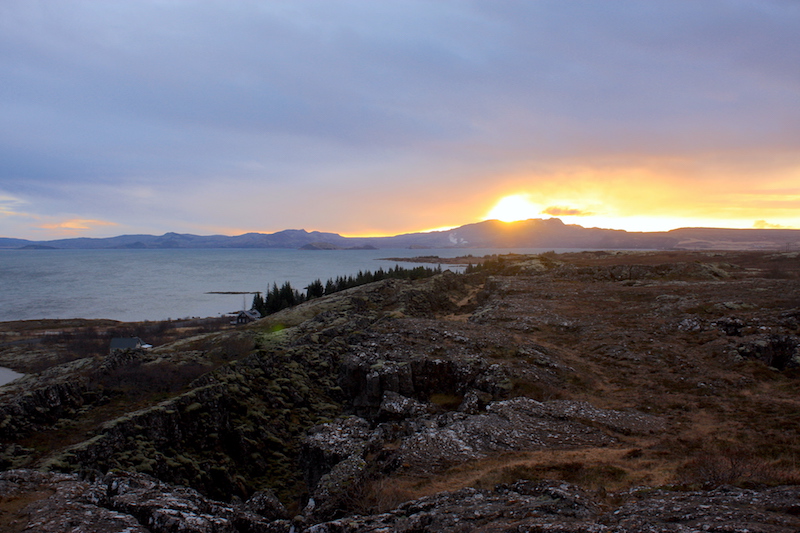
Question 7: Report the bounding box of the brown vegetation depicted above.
[1,250,800,528]
[353,250,800,505]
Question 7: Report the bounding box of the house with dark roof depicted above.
[232,309,262,325]
[109,337,152,353]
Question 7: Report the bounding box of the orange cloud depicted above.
[542,206,594,217]
[39,219,119,232]
[753,220,793,229]
[0,194,27,217]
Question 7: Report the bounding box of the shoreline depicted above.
[379,254,496,264]
[0,315,225,333]
[0,315,234,375]
[0,366,23,387]
[4,249,797,327]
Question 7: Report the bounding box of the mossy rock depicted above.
[185,402,203,413]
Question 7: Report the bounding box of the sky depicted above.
[1,0,799,240]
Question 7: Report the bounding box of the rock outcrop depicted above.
[299,397,663,522]
[0,360,93,442]
[308,481,800,532]
[4,469,800,532]
[737,334,800,370]
[2,251,800,531]
[0,469,290,533]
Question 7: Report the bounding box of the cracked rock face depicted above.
[0,470,147,533]
[608,485,800,533]
[308,481,800,533]
[303,398,660,481]
[298,397,664,522]
[4,469,800,533]
[0,370,90,442]
[301,416,375,491]
[394,398,623,471]
[0,469,289,533]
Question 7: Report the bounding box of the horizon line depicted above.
[4,217,800,243]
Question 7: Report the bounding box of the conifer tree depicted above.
[306,279,324,299]
[252,292,266,315]
[324,279,336,295]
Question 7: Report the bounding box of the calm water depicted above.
[0,367,22,387]
[0,247,556,323]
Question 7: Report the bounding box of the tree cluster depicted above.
[252,264,443,317]
[251,281,305,316]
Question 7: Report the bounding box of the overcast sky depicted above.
[2,0,799,240]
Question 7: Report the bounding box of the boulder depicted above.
[305,455,368,522]
[301,417,373,490]
[378,391,428,420]
[242,489,289,521]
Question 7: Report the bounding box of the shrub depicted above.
[344,475,417,515]
[473,461,628,491]
[675,446,797,488]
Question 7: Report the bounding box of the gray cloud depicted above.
[1,0,798,237]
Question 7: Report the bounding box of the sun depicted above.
[485,194,541,223]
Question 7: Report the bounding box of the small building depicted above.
[232,309,262,325]
[109,337,152,353]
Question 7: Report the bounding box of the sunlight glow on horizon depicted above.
[339,216,800,239]
[12,188,799,241]
[485,194,542,223]
[480,193,800,234]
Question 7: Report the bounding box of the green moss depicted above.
[176,454,195,466]
[165,457,182,469]
[312,402,340,413]
[42,458,72,472]
[185,402,203,413]
[136,458,155,474]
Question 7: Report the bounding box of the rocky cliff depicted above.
[1,251,800,531]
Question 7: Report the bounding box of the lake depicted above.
[0,247,559,323]
[0,367,23,387]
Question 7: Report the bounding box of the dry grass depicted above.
[375,251,800,505]
[344,476,420,515]
[349,447,682,511]
[0,489,54,533]
[675,449,800,489]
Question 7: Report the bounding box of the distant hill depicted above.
[1,219,799,251]
[663,227,800,250]
[0,237,34,249]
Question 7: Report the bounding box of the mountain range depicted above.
[2,218,799,251]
